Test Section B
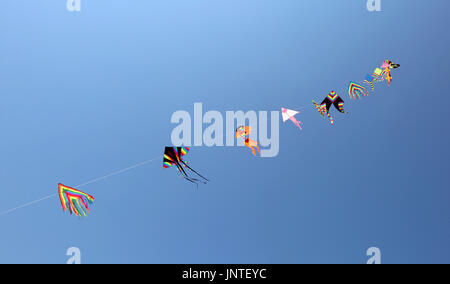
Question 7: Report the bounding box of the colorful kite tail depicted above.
[290,117,303,130]
[58,184,95,217]
[327,112,334,125]
[337,102,347,113]
[313,101,325,116]
[364,80,374,91]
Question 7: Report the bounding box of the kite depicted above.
[381,60,400,86]
[348,81,369,100]
[372,68,385,82]
[312,91,347,125]
[58,184,95,217]
[364,74,375,91]
[381,59,400,70]
[163,147,209,185]
[281,108,303,130]
[381,60,390,69]
[235,126,261,156]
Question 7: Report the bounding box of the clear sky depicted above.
[0,0,449,264]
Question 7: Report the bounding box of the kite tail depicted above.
[314,100,334,124]
[383,68,392,85]
[337,102,347,114]
[59,184,94,217]
[185,176,207,186]
[180,161,209,183]
[364,80,374,91]
[174,161,208,186]
[72,199,89,217]
[64,196,92,217]
[350,92,360,100]
[183,175,206,187]
[175,162,190,179]
[290,117,302,130]
[327,112,334,125]
[313,101,325,116]
[178,165,207,186]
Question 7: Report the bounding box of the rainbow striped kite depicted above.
[58,184,95,217]
[348,81,369,100]
[312,91,347,125]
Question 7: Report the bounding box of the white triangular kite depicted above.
[281,108,299,122]
[281,108,302,130]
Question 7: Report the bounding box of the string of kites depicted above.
[58,59,400,217]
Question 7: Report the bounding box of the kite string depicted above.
[0,194,57,217]
[75,156,160,188]
[0,156,161,217]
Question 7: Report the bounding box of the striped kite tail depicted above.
[313,100,326,116]
[337,102,347,114]
[327,112,334,125]
[364,80,374,91]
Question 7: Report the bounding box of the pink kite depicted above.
[281,108,303,130]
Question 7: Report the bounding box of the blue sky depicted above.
[0,0,449,263]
